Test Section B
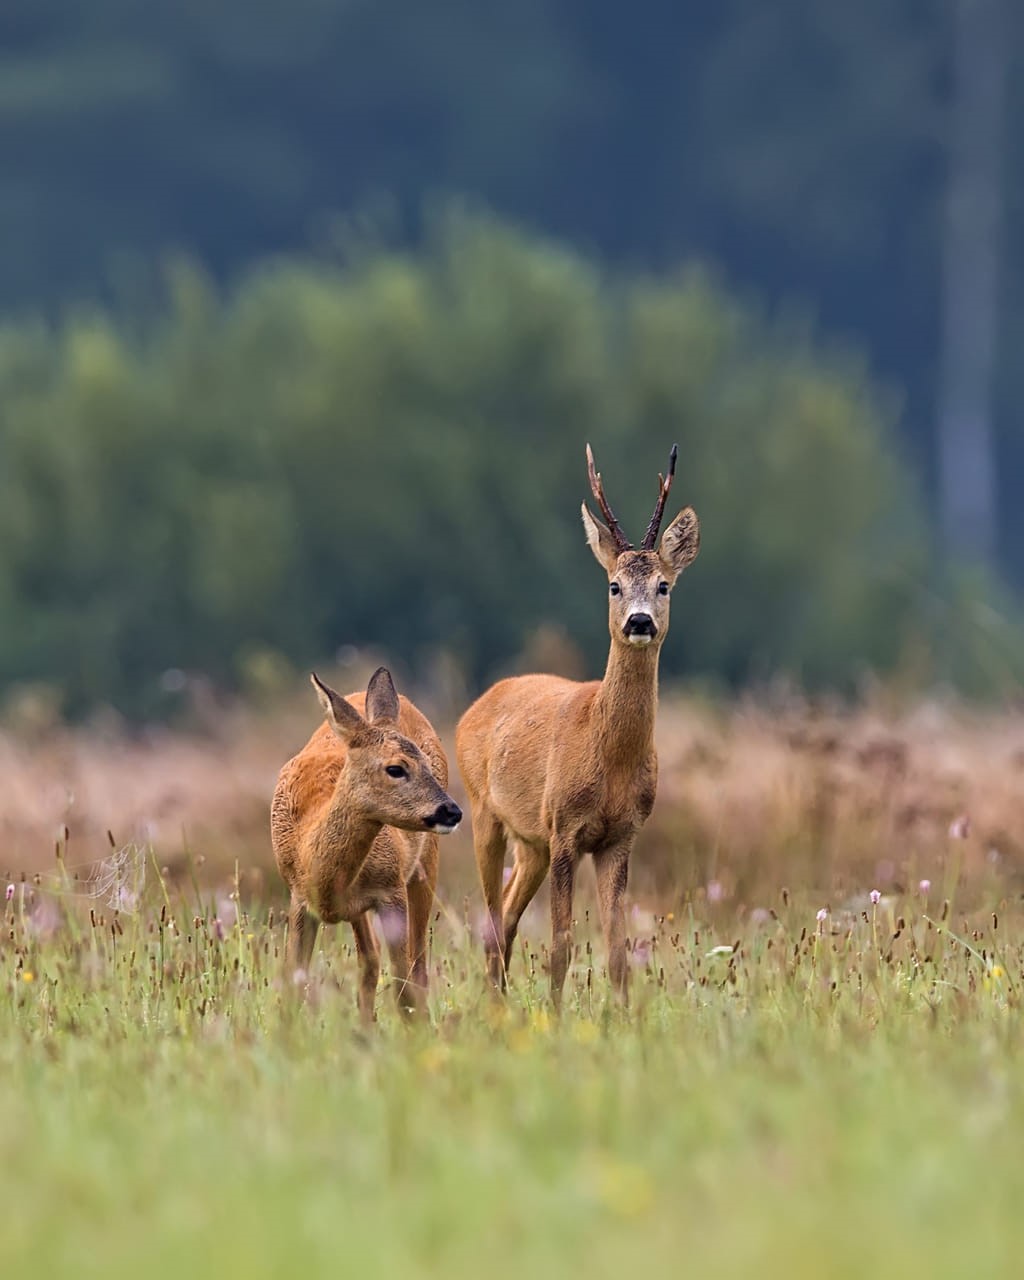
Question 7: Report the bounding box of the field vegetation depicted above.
[3,682,1022,1277]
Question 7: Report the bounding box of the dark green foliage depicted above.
[2,211,1009,716]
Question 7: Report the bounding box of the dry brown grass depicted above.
[647,694,1024,914]
[2,689,1022,921]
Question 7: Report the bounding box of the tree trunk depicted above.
[937,0,1006,566]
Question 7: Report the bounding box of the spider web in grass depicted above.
[85,842,147,913]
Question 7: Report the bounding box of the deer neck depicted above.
[311,789,382,893]
[594,640,660,768]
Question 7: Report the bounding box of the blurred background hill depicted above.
[0,0,1021,719]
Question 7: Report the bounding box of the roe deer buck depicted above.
[456,444,699,1006]
[271,667,461,1022]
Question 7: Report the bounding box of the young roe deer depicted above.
[456,444,700,1006]
[271,667,462,1022]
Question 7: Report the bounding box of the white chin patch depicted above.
[627,633,654,647]
[432,822,460,836]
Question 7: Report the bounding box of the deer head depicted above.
[311,668,462,832]
[581,443,700,648]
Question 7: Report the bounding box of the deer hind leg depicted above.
[470,803,509,990]
[501,842,549,982]
[379,890,423,1020]
[288,894,319,974]
[351,912,381,1025]
[594,846,631,1004]
[549,841,578,1012]
[406,835,438,999]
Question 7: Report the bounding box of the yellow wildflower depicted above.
[594,1156,655,1219]
[416,1044,450,1074]
[983,964,1007,994]
[573,1019,600,1046]
[530,1007,552,1035]
[509,1027,535,1054]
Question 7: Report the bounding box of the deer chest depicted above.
[569,769,657,853]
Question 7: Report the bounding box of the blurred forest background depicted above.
[0,0,1022,720]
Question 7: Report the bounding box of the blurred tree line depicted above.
[0,213,1017,718]
[0,1,1021,714]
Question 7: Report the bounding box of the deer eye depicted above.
[657,582,669,596]
[385,765,408,780]
[609,582,621,596]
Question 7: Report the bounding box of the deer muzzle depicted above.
[623,612,657,644]
[424,800,463,834]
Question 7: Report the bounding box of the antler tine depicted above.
[640,444,678,549]
[586,443,632,552]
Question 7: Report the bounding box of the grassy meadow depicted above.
[3,687,1024,1278]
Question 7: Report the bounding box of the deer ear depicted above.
[311,672,364,742]
[365,666,400,724]
[660,508,700,574]
[581,503,621,574]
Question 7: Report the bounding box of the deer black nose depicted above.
[427,801,462,832]
[624,613,657,638]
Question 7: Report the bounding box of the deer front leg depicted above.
[288,894,319,974]
[379,892,423,1020]
[594,845,631,1003]
[406,841,437,998]
[471,803,509,991]
[549,842,578,1012]
[351,912,381,1025]
[502,841,549,981]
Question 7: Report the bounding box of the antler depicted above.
[640,444,678,550]
[586,443,632,552]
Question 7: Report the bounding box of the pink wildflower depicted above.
[630,939,652,968]
[919,879,931,895]
[816,907,828,923]
[5,884,13,902]
[869,889,881,906]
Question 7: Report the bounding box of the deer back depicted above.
[457,673,615,840]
